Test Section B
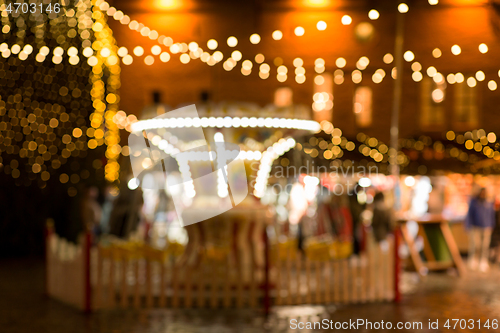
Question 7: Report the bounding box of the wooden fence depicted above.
[273,237,395,306]
[46,225,398,312]
[45,225,92,311]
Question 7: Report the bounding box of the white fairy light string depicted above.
[96,0,466,86]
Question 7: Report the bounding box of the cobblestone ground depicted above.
[1,258,500,333]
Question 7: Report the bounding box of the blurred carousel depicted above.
[121,100,320,284]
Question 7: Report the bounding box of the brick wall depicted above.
[109,0,500,143]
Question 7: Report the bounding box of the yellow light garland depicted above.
[89,0,121,183]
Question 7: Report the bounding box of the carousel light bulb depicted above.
[214,132,224,142]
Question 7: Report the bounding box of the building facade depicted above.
[109,0,500,143]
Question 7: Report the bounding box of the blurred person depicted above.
[349,191,365,254]
[369,191,394,287]
[99,186,117,235]
[109,185,144,239]
[154,190,170,223]
[81,186,102,236]
[490,198,500,264]
[371,191,394,250]
[323,194,353,242]
[316,190,333,236]
[466,188,495,272]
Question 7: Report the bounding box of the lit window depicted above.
[312,73,333,122]
[420,77,445,129]
[353,86,372,127]
[454,78,478,129]
[274,87,293,107]
[355,22,374,42]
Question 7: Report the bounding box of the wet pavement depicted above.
[1,258,500,332]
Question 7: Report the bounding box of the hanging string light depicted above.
[90,0,121,183]
[93,0,500,93]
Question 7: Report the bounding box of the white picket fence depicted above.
[273,237,395,306]
[45,229,92,311]
[45,225,398,311]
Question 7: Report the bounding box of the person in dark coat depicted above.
[466,187,495,271]
[489,202,500,264]
[371,192,394,244]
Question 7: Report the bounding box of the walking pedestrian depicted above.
[466,188,495,272]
